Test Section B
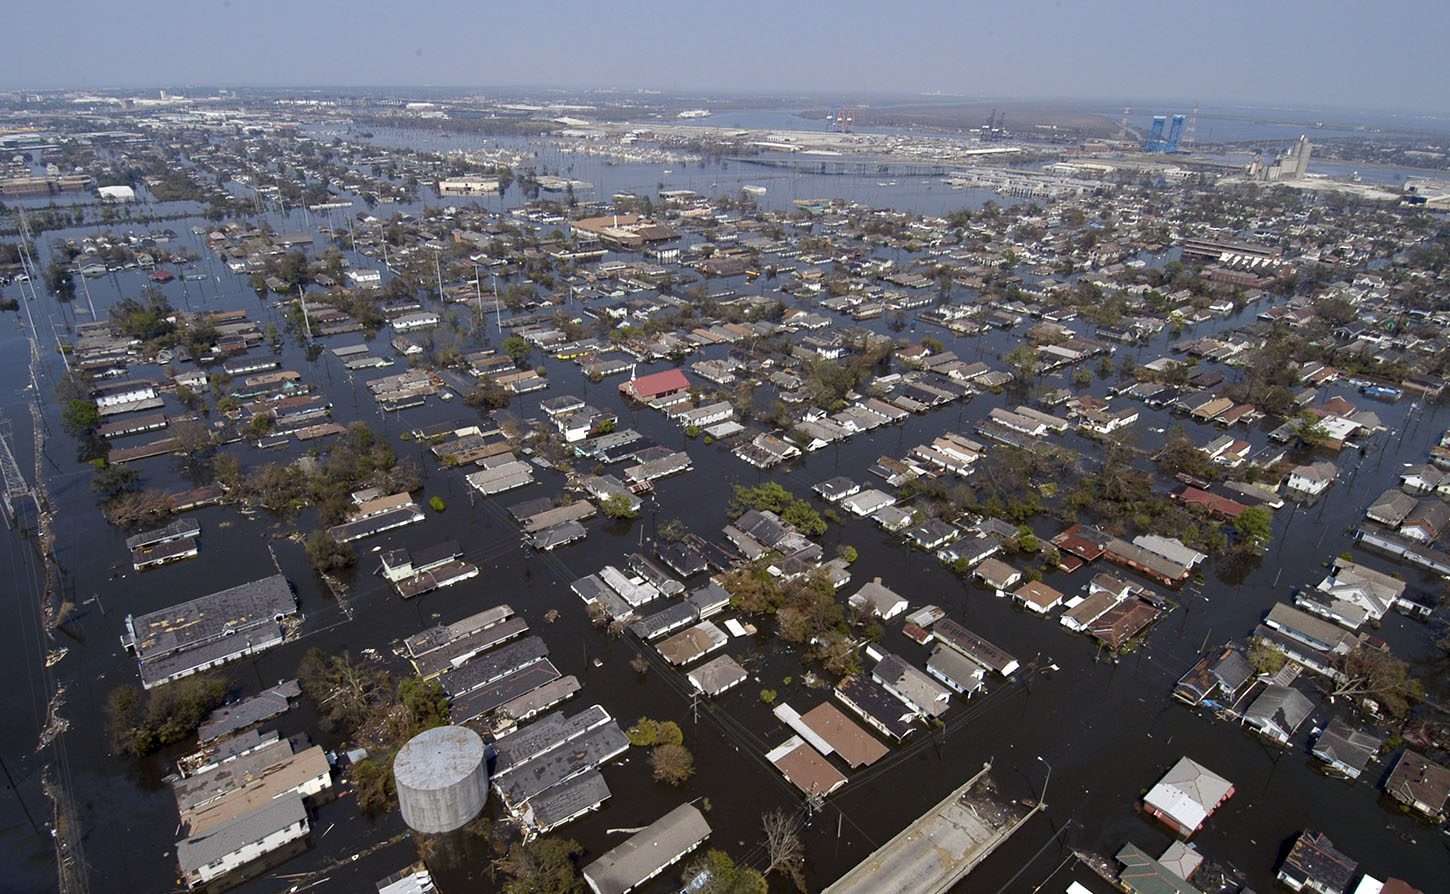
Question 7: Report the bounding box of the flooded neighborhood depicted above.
[1,76,1450,894]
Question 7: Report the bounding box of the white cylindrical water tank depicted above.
[393,725,488,834]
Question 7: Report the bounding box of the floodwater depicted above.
[1,132,1448,894]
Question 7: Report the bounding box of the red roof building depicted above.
[1174,486,1248,519]
[620,369,691,403]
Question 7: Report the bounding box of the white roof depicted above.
[1143,757,1233,832]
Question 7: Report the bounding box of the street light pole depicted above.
[1036,755,1052,809]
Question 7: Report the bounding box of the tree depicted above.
[106,675,230,756]
[502,335,531,366]
[1295,410,1330,448]
[1005,342,1037,379]
[600,492,638,519]
[761,808,807,891]
[464,379,512,411]
[297,648,390,734]
[91,462,139,497]
[396,676,450,738]
[1156,427,1209,479]
[305,530,355,572]
[46,262,76,300]
[1330,646,1423,719]
[61,398,99,435]
[682,850,768,894]
[1234,506,1273,544]
[627,717,683,746]
[650,743,695,785]
[1247,636,1286,675]
[493,836,584,894]
[351,756,397,812]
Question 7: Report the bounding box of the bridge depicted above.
[728,156,956,178]
[823,763,1042,894]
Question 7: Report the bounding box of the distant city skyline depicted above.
[7,1,1449,115]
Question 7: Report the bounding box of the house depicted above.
[813,476,860,503]
[925,645,986,697]
[797,702,888,768]
[1052,523,1112,564]
[1132,535,1206,569]
[1115,843,1204,894]
[1309,559,1402,625]
[847,578,908,621]
[1398,499,1450,542]
[1310,717,1381,779]
[1105,538,1191,586]
[904,518,959,551]
[766,736,846,797]
[1241,685,1314,745]
[869,649,951,719]
[1142,757,1234,838]
[1366,489,1417,527]
[1263,603,1358,657]
[841,488,895,517]
[122,575,298,689]
[834,675,918,742]
[1399,463,1448,495]
[937,534,1001,570]
[1011,580,1064,614]
[1384,750,1450,820]
[1287,461,1339,497]
[1276,830,1357,894]
[973,557,1021,592]
[686,654,747,697]
[581,804,710,894]
[176,795,309,888]
[1172,645,1254,708]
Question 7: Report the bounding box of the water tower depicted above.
[393,725,488,834]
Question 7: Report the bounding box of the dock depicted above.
[823,764,1037,894]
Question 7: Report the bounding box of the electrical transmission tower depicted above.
[0,414,35,529]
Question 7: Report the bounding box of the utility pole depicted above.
[1036,755,1052,809]
[299,283,312,341]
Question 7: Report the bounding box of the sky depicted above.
[6,1,1449,115]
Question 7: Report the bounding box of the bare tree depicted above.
[761,808,806,891]
[1330,646,1423,719]
[650,743,694,785]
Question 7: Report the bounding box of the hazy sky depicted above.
[8,1,1448,113]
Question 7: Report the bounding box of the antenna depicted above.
[1183,102,1199,149]
[1117,104,1131,142]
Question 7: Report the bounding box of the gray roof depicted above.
[1311,717,1381,774]
[197,680,301,742]
[492,706,612,777]
[126,574,294,659]
[582,804,711,894]
[176,794,307,875]
[494,721,629,809]
[527,769,611,831]
[437,636,549,696]
[872,652,950,717]
[687,654,747,696]
[1243,685,1314,738]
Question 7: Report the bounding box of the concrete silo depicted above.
[393,725,488,834]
